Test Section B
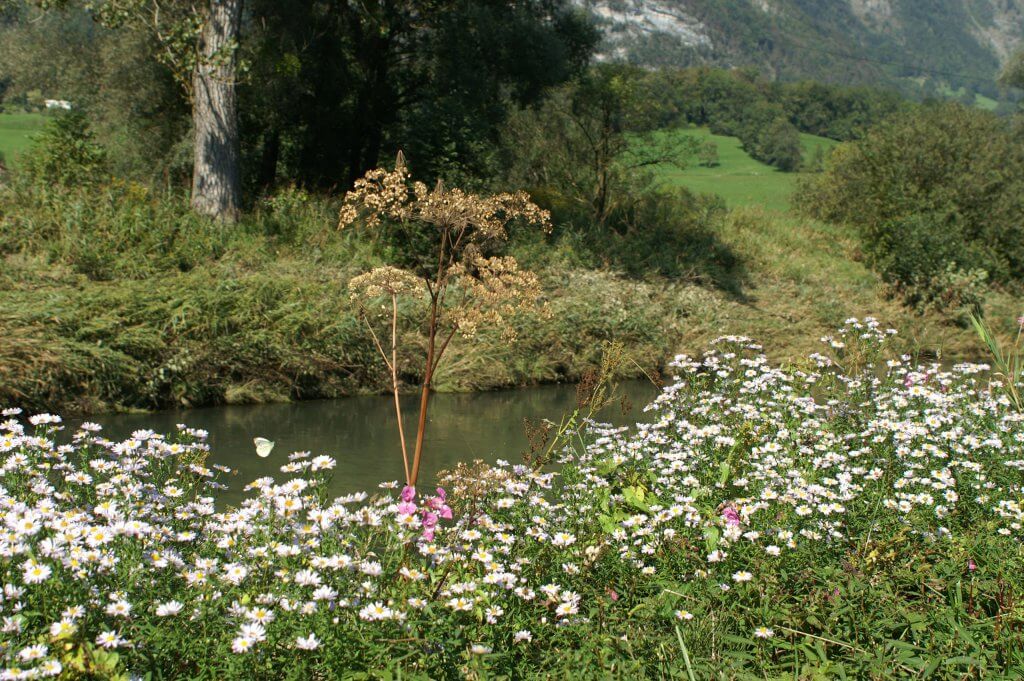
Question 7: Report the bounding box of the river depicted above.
[74,380,659,503]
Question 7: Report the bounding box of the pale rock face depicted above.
[847,0,1023,62]
[576,0,1024,69]
[582,0,713,49]
[848,0,894,26]
[970,1,1024,62]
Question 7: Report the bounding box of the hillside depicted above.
[578,0,1024,98]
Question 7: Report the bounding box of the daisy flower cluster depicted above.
[1,319,1023,677]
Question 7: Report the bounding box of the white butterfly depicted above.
[253,437,275,458]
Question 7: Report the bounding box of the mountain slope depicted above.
[578,0,1024,96]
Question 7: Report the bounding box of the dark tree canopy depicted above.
[240,0,597,191]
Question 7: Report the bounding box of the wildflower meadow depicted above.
[2,319,1024,679]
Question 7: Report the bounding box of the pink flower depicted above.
[409,487,451,541]
[421,512,438,529]
[968,559,977,572]
[425,489,453,519]
[721,506,741,527]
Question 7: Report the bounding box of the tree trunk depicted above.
[191,0,243,222]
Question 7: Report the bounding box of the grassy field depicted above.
[938,85,1000,111]
[0,112,45,165]
[647,126,837,212]
[681,206,1017,363]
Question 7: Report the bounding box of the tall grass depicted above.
[970,313,1024,410]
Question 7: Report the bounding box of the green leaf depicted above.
[717,460,732,487]
[703,526,721,553]
[623,485,650,512]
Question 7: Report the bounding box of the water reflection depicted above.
[78,381,657,503]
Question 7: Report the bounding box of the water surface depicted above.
[80,381,657,503]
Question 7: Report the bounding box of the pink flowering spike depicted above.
[439,505,453,520]
[607,588,619,602]
[968,559,977,572]
[397,501,417,515]
[421,511,439,529]
[436,487,446,501]
[401,486,416,503]
[722,507,741,527]
[421,528,435,542]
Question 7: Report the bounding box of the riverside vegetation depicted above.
[2,107,1015,413]
[3,80,1022,415]
[3,319,1024,678]
[0,174,1002,416]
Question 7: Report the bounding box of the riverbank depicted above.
[0,185,1014,414]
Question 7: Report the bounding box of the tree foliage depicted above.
[501,65,741,287]
[16,109,108,186]
[1,0,596,205]
[503,64,698,229]
[797,103,1024,315]
[1001,51,1024,91]
[628,66,906,171]
[0,6,189,182]
[240,0,597,190]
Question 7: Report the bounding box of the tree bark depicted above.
[191,0,243,222]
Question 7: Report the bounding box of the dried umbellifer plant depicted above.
[342,153,552,486]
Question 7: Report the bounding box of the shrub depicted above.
[901,262,988,326]
[697,140,719,167]
[253,185,337,245]
[853,212,990,324]
[796,103,1024,287]
[0,180,226,281]
[749,116,803,171]
[598,189,743,289]
[16,110,108,188]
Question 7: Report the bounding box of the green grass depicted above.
[0,112,46,165]
[647,126,837,212]
[937,85,1000,111]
